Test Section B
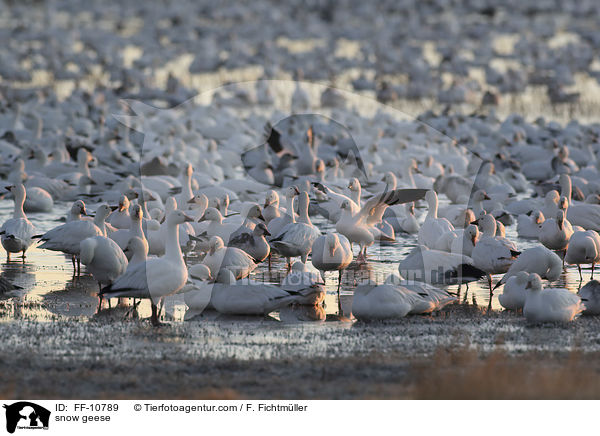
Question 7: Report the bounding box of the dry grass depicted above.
[408,345,600,399]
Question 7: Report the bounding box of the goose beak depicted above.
[4,186,13,192]
[264,229,271,236]
[110,205,119,211]
[258,212,265,222]
[484,194,491,200]
[470,219,479,225]
[187,197,196,204]
[183,214,194,222]
[198,214,207,222]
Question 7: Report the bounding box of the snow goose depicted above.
[386,273,457,314]
[0,184,36,260]
[194,207,239,241]
[398,246,487,286]
[210,269,319,315]
[107,195,131,229]
[494,246,562,291]
[110,204,147,250]
[270,191,321,265]
[262,190,281,223]
[539,210,573,256]
[123,236,148,265]
[578,280,600,315]
[498,271,529,311]
[352,279,428,321]
[449,224,479,257]
[267,185,300,236]
[310,181,358,223]
[310,232,353,290]
[280,262,326,305]
[228,222,271,263]
[517,210,544,239]
[560,174,600,231]
[523,273,584,324]
[39,206,106,273]
[565,230,600,280]
[418,190,455,249]
[99,210,194,326]
[202,236,256,279]
[80,236,128,292]
[384,203,420,234]
[471,214,519,296]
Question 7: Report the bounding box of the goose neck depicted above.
[165,222,183,261]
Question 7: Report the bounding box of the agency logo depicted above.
[3,402,50,433]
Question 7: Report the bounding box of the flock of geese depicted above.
[2,79,600,326]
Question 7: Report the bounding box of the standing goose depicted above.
[539,210,573,258]
[471,214,519,302]
[267,185,300,237]
[270,191,321,266]
[523,273,584,324]
[0,184,36,260]
[99,210,194,326]
[107,195,131,229]
[80,236,128,293]
[418,190,455,249]
[109,204,147,250]
[565,230,600,280]
[337,188,428,260]
[311,232,353,291]
[228,222,271,263]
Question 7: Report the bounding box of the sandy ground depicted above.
[2,304,600,399]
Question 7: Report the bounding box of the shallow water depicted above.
[0,196,593,325]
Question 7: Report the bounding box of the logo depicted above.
[3,402,50,433]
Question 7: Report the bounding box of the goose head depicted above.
[525,273,543,292]
[246,204,265,222]
[348,178,360,192]
[545,190,560,205]
[166,210,194,227]
[188,193,208,208]
[189,263,212,281]
[94,204,114,221]
[533,210,545,225]
[556,210,566,230]
[130,204,143,221]
[208,236,225,255]
[285,185,300,199]
[118,195,130,212]
[466,224,479,246]
[472,189,491,202]
[253,222,271,237]
[425,190,438,208]
[558,195,569,211]
[72,200,87,216]
[264,190,279,208]
[198,207,222,223]
[479,214,497,236]
[5,184,26,201]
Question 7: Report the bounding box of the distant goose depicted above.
[100,210,194,326]
[0,184,37,260]
[267,185,300,236]
[107,195,131,229]
[280,262,326,305]
[498,271,529,311]
[578,280,600,315]
[523,273,584,323]
[539,210,573,257]
[387,273,457,314]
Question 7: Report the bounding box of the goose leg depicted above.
[77,257,81,276]
[268,253,272,271]
[578,265,583,282]
[592,263,595,280]
[6,251,9,262]
[96,295,103,313]
[487,274,493,312]
[21,250,25,259]
[150,303,161,327]
[71,255,76,273]
[337,270,343,293]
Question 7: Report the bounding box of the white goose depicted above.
[80,236,128,292]
[578,280,600,315]
[523,273,584,323]
[471,214,519,295]
[494,245,562,290]
[107,195,131,229]
[539,210,573,255]
[418,190,455,249]
[210,269,320,315]
[202,236,256,279]
[565,230,600,280]
[267,185,300,236]
[498,271,529,311]
[227,221,271,263]
[109,204,147,250]
[0,184,36,260]
[310,232,353,289]
[99,210,194,326]
[517,210,544,239]
[270,191,321,265]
